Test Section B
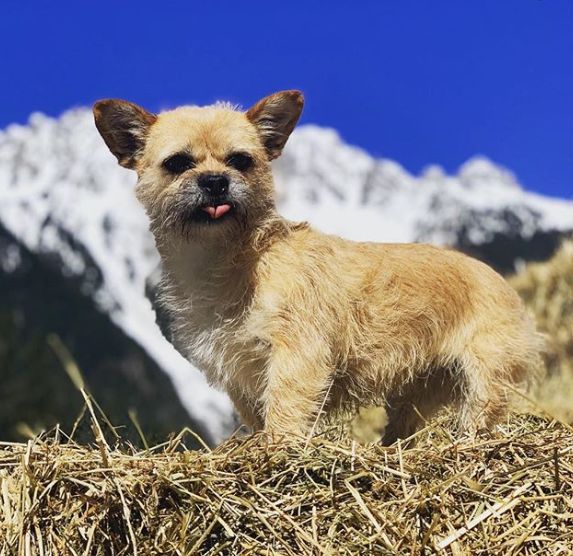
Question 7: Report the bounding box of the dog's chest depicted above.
[167,284,269,393]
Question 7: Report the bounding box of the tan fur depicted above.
[93,92,543,443]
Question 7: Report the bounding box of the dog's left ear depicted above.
[93,99,157,169]
[246,90,304,160]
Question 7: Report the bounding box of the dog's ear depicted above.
[246,90,304,160]
[93,99,157,168]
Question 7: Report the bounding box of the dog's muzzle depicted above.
[196,173,234,220]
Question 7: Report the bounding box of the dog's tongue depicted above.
[202,204,232,219]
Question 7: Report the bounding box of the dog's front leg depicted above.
[262,340,332,439]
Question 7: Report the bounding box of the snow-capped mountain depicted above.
[274,126,573,248]
[1,108,571,441]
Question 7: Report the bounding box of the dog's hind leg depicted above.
[452,300,542,434]
[454,350,515,434]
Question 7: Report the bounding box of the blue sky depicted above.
[1,0,572,198]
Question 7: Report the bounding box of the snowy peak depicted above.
[273,126,522,211]
[457,156,521,191]
[274,126,573,245]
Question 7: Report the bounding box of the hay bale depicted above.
[1,413,572,554]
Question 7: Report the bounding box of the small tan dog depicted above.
[94,91,542,443]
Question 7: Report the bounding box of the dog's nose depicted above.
[197,173,229,197]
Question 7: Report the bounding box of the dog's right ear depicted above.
[93,99,157,169]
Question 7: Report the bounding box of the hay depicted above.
[1,413,572,555]
[510,237,573,422]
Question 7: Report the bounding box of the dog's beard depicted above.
[172,199,246,237]
[142,176,277,251]
[151,186,252,244]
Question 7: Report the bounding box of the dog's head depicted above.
[93,91,303,244]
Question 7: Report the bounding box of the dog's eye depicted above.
[162,153,195,174]
[226,152,254,172]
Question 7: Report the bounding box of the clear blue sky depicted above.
[1,0,572,198]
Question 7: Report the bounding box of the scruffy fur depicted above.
[94,91,543,443]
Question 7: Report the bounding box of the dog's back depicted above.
[197,225,541,440]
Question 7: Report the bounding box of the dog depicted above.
[93,91,543,443]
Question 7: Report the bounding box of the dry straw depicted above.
[510,237,573,423]
[1,412,572,555]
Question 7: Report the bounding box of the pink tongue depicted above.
[202,204,232,219]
